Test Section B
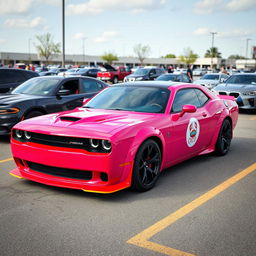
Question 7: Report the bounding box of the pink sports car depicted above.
[10,81,238,193]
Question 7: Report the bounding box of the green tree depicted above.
[163,53,176,58]
[179,48,198,65]
[35,33,61,64]
[101,52,119,64]
[228,54,246,60]
[204,47,222,58]
[133,44,151,64]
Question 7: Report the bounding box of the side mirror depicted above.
[57,89,71,96]
[83,98,90,105]
[180,105,197,117]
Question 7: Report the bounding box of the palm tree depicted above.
[204,47,221,58]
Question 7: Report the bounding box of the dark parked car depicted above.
[70,68,100,78]
[156,73,191,83]
[0,68,39,93]
[124,67,165,82]
[0,76,108,135]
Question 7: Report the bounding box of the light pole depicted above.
[62,0,65,68]
[245,38,251,70]
[210,32,217,69]
[28,38,31,62]
[82,37,87,65]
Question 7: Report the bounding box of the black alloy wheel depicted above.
[131,139,162,192]
[215,119,232,156]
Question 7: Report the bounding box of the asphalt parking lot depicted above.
[0,111,255,256]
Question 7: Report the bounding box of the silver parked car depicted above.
[213,73,256,109]
[194,73,229,89]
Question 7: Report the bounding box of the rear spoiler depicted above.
[218,95,235,101]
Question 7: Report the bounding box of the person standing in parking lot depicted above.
[187,65,193,82]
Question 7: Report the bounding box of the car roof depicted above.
[231,73,255,76]
[113,81,190,89]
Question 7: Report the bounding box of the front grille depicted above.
[26,161,92,180]
[229,92,240,98]
[29,132,87,149]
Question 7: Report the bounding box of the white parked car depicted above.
[194,73,229,89]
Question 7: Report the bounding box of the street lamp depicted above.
[62,0,65,68]
[82,37,87,64]
[210,32,217,70]
[28,38,31,61]
[245,38,251,70]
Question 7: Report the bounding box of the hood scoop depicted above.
[60,116,81,122]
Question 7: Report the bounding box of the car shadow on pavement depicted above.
[5,136,256,203]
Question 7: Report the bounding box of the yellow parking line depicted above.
[0,158,13,164]
[249,116,256,121]
[127,162,256,256]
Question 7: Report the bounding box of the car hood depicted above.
[14,108,158,139]
[0,93,42,106]
[214,83,256,92]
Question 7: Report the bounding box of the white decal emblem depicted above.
[186,118,200,147]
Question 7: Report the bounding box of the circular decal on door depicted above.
[186,118,200,147]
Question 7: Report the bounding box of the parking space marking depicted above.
[0,158,13,164]
[127,162,256,256]
[249,116,256,121]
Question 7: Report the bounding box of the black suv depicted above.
[0,68,39,93]
[124,67,165,82]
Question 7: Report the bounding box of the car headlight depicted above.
[135,77,143,81]
[0,107,20,115]
[15,129,23,139]
[89,138,112,152]
[242,91,256,96]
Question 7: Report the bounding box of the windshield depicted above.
[77,69,89,73]
[134,69,150,76]
[156,74,177,81]
[84,86,170,113]
[225,75,256,85]
[12,78,59,96]
[201,74,219,80]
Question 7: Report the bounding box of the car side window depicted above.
[171,88,201,113]
[0,70,25,83]
[194,89,209,106]
[59,79,79,94]
[80,80,103,93]
[183,74,190,83]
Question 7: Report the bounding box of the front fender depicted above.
[119,126,165,182]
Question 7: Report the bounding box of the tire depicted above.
[24,111,44,120]
[215,119,232,156]
[131,139,162,192]
[113,77,118,84]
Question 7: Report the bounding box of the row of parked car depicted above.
[0,65,255,136]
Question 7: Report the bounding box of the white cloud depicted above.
[226,0,256,12]
[95,31,118,43]
[219,29,255,38]
[0,0,34,15]
[4,17,46,29]
[67,0,167,15]
[194,0,256,14]
[193,27,211,36]
[74,33,86,40]
[194,0,222,14]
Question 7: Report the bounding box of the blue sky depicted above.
[0,0,256,59]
